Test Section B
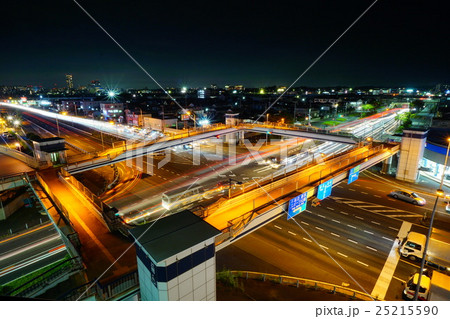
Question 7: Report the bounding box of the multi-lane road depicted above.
[0,222,67,286]
[216,170,450,300]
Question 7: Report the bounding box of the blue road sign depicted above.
[287,192,307,219]
[317,179,333,200]
[348,165,361,184]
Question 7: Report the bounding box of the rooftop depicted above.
[129,210,221,263]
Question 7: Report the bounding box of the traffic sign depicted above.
[317,179,333,200]
[287,192,307,219]
[348,165,360,184]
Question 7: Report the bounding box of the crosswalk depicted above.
[329,196,423,218]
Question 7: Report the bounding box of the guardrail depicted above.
[229,271,379,301]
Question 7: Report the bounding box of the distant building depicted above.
[100,103,124,120]
[125,109,144,126]
[143,115,177,131]
[80,100,102,113]
[65,74,73,91]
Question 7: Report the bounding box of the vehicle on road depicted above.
[399,231,450,273]
[403,270,450,301]
[162,185,205,210]
[389,190,426,205]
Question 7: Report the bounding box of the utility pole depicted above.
[161,104,165,133]
[56,116,60,137]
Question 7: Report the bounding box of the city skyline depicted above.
[1,0,449,89]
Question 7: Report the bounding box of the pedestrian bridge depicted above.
[65,124,357,175]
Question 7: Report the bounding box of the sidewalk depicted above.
[37,169,137,284]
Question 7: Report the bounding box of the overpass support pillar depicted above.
[130,211,221,301]
[238,131,245,145]
[380,156,392,175]
[396,129,427,182]
[225,132,238,145]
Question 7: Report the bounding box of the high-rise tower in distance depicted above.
[65,74,73,91]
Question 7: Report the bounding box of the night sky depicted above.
[1,0,449,89]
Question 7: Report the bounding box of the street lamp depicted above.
[414,137,450,300]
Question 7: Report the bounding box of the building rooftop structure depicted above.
[129,210,220,263]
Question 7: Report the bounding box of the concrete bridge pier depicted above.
[380,156,392,174]
[396,129,427,182]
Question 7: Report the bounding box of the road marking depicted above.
[382,236,393,242]
[388,226,398,231]
[331,232,340,237]
[389,214,423,218]
[303,237,312,242]
[288,231,296,236]
[347,224,357,229]
[388,199,396,202]
[362,192,369,195]
[365,187,373,189]
[337,252,348,258]
[317,214,326,218]
[315,227,324,231]
[399,259,420,268]
[371,221,412,300]
[340,211,348,215]
[349,189,356,191]
[357,260,369,267]
[319,245,329,250]
[326,207,335,210]
[366,246,377,252]
[332,219,340,223]
[301,221,309,225]
[337,186,343,188]
[374,195,381,198]
[393,276,406,284]
[355,216,364,220]
[364,230,374,235]
[274,225,282,230]
[371,221,381,225]
[348,239,358,244]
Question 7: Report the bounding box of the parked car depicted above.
[389,190,426,206]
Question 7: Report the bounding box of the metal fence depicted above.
[230,271,379,301]
[7,257,84,298]
[59,270,139,301]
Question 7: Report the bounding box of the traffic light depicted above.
[267,131,272,135]
[216,135,220,139]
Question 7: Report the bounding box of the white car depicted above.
[389,190,426,206]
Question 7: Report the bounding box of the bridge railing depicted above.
[238,123,358,139]
[228,271,379,301]
[0,144,48,169]
[210,144,386,215]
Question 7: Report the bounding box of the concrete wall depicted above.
[0,192,28,220]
